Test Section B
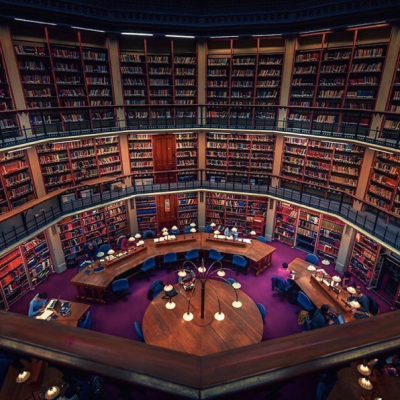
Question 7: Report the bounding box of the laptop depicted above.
[47,295,61,310]
[332,313,346,325]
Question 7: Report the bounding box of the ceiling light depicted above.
[121,32,154,37]
[15,18,57,26]
[165,35,195,39]
[71,26,105,33]
[252,34,282,37]
[210,36,238,39]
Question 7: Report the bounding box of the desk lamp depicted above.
[45,386,60,400]
[163,231,169,241]
[347,287,357,295]
[96,252,104,262]
[171,226,178,234]
[331,276,341,287]
[128,237,135,243]
[134,233,141,241]
[231,227,237,240]
[358,376,373,391]
[190,222,196,228]
[209,222,216,238]
[214,230,220,238]
[163,284,176,310]
[190,228,196,239]
[137,240,145,247]
[108,249,115,256]
[357,361,372,376]
[250,231,256,240]
[16,370,30,383]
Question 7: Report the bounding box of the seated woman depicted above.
[28,292,48,317]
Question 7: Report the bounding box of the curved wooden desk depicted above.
[70,233,276,303]
[142,281,263,356]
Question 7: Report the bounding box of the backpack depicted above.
[366,295,379,315]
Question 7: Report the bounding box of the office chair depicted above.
[303,316,311,332]
[256,303,267,324]
[147,280,164,300]
[232,255,249,276]
[170,228,180,236]
[256,236,267,243]
[204,225,213,233]
[163,252,177,273]
[133,322,145,343]
[209,249,224,262]
[112,279,131,302]
[185,249,199,262]
[66,254,78,269]
[271,276,290,301]
[143,230,155,239]
[226,278,236,285]
[98,243,111,255]
[297,292,315,312]
[78,311,92,330]
[184,226,191,234]
[140,257,157,281]
[305,253,319,266]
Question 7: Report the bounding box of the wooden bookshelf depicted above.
[95,136,122,177]
[128,133,154,176]
[105,201,129,245]
[176,132,198,181]
[136,196,157,233]
[177,193,198,230]
[274,201,298,246]
[317,215,345,264]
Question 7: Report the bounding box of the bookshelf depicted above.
[177,193,198,231]
[0,149,36,209]
[206,192,268,235]
[175,132,198,181]
[206,132,275,184]
[317,215,345,264]
[349,232,382,288]
[105,201,129,245]
[128,133,154,176]
[95,136,122,177]
[296,209,320,253]
[58,214,85,260]
[136,196,158,233]
[274,202,298,246]
[0,39,19,139]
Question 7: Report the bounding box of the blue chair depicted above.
[184,226,191,234]
[226,278,236,285]
[170,228,180,236]
[209,249,224,262]
[134,321,145,343]
[112,278,131,302]
[256,303,267,324]
[304,316,311,332]
[147,280,164,300]
[98,243,111,255]
[78,311,92,329]
[163,252,177,272]
[297,291,315,312]
[256,236,267,243]
[271,276,290,301]
[143,230,155,239]
[141,257,156,281]
[185,249,199,262]
[232,255,248,276]
[78,260,92,272]
[204,225,213,233]
[305,253,319,266]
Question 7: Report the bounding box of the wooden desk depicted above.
[288,258,318,279]
[71,233,276,302]
[0,360,65,400]
[142,280,263,356]
[37,299,90,327]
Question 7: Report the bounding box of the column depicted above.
[128,198,138,235]
[335,224,356,272]
[46,226,66,273]
[353,148,375,210]
[265,199,276,242]
[26,146,46,198]
[197,40,207,125]
[119,132,131,176]
[271,135,284,187]
[198,192,206,231]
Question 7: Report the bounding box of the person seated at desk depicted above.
[178,268,196,289]
[224,227,238,239]
[61,380,90,400]
[347,286,370,313]
[28,292,48,317]
[342,271,356,289]
[311,304,334,330]
[83,242,98,261]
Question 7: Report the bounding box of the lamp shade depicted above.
[357,363,372,376]
[135,233,141,239]
[162,227,168,232]
[108,249,115,255]
[96,252,104,258]
[231,227,238,233]
[137,240,145,246]
[332,276,341,283]
[171,225,178,231]
[232,281,241,289]
[214,230,220,236]
[128,237,135,242]
[183,312,194,322]
[347,287,357,294]
[307,265,316,272]
[190,228,196,233]
[214,312,225,321]
[250,230,256,236]
[164,284,174,292]
[16,371,30,383]
[358,377,373,390]
[210,223,216,228]
[45,386,60,400]
[190,223,196,227]
[217,269,226,277]
[178,270,187,277]
[163,231,168,236]
[349,300,361,309]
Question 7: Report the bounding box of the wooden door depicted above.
[152,134,177,183]
[156,194,178,232]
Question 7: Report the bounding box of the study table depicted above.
[71,233,276,303]
[288,258,367,322]
[142,280,263,356]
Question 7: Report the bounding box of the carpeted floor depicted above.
[9,240,392,399]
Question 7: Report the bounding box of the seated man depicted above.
[348,286,370,313]
[311,304,334,330]
[84,242,98,261]
[28,292,48,317]
[178,268,196,290]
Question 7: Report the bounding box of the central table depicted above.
[142,280,263,356]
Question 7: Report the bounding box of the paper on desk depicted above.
[36,310,53,320]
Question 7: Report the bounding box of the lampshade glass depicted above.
[183,312,194,322]
[162,227,168,232]
[163,231,168,236]
[135,233,141,239]
[164,284,174,292]
[217,270,226,277]
[198,266,206,273]
[332,276,341,283]
[166,301,176,310]
[137,240,144,246]
[210,223,216,227]
[128,237,135,242]
[347,287,357,294]
[190,223,196,227]
[178,270,187,277]
[214,230,220,235]
[307,265,316,271]
[349,300,361,308]
[232,300,242,308]
[108,249,115,255]
[358,377,373,390]
[190,228,196,233]
[357,364,372,376]
[250,230,256,236]
[231,227,237,232]
[171,226,178,230]
[232,282,241,289]
[16,371,30,383]
[45,386,60,400]
[214,312,225,321]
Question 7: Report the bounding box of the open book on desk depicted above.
[36,310,54,320]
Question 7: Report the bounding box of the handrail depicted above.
[0,311,399,399]
[0,104,400,151]
[1,169,400,256]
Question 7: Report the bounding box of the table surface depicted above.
[0,360,65,400]
[37,299,90,327]
[142,280,263,356]
[71,233,276,289]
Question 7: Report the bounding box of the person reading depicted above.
[310,304,334,330]
[28,292,48,317]
[347,286,370,313]
[178,268,195,290]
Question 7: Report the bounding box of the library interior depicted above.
[0,0,400,399]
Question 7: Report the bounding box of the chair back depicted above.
[112,278,129,292]
[148,280,164,300]
[184,226,191,233]
[164,252,177,263]
[209,249,222,259]
[98,243,111,255]
[271,276,287,291]
[232,255,247,267]
[143,230,155,239]
[226,278,236,285]
[256,236,267,243]
[297,291,315,312]
[143,257,156,270]
[170,229,180,236]
[305,253,319,265]
[304,317,311,332]
[186,249,199,259]
[256,302,267,323]
[134,321,145,342]
[204,225,213,233]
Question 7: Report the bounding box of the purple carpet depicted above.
[9,240,392,399]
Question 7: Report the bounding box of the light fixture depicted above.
[232,300,242,308]
[162,227,168,232]
[166,301,176,310]
[214,230,220,238]
[45,386,60,400]
[349,300,361,309]
[71,26,105,33]
[96,252,104,258]
[210,35,239,38]
[171,225,178,231]
[331,276,341,286]
[190,228,196,238]
[232,281,241,289]
[16,371,30,383]
[209,222,216,238]
[250,231,256,238]
[198,265,206,273]
[183,312,194,321]
[307,265,316,272]
[128,237,135,242]
[252,34,282,37]
[347,287,357,294]
[121,32,154,36]
[217,269,226,277]
[358,377,373,390]
[210,223,216,228]
[357,362,372,376]
[190,223,196,228]
[214,311,225,321]
[135,233,141,240]
[15,18,57,26]
[231,227,237,233]
[164,284,176,309]
[137,240,145,246]
[178,269,187,277]
[108,249,115,255]
[165,34,195,39]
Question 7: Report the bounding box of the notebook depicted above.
[36,310,53,320]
